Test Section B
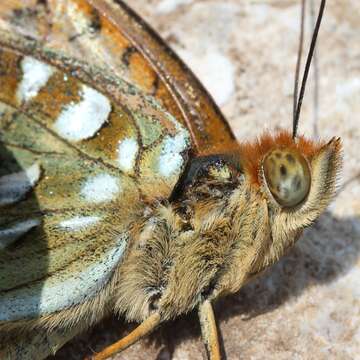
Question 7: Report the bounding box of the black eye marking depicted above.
[275,152,282,159]
[286,154,295,163]
[280,164,287,177]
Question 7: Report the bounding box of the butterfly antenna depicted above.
[293,0,306,129]
[310,0,320,138]
[293,0,326,139]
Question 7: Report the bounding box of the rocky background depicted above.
[56,1,360,359]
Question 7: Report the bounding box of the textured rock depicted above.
[54,1,360,359]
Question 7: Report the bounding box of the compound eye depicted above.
[263,149,311,207]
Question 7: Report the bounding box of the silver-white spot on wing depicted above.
[53,85,112,142]
[0,219,40,250]
[117,137,139,172]
[81,173,121,203]
[158,133,189,178]
[157,111,190,178]
[58,216,101,231]
[16,56,55,103]
[0,163,41,206]
[0,234,128,321]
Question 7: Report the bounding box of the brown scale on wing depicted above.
[90,0,239,156]
[0,2,236,358]
[0,47,139,314]
[0,0,239,156]
[0,32,192,337]
[0,45,191,199]
[0,50,22,105]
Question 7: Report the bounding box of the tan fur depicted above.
[0,136,342,357]
[113,136,342,322]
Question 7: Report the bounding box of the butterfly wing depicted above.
[0,0,237,327]
[0,36,190,324]
[0,0,238,155]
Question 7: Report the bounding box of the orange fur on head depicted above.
[238,130,325,185]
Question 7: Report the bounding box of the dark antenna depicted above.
[293,0,326,139]
[293,0,306,127]
[310,0,320,138]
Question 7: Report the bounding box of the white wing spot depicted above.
[158,133,188,178]
[17,56,55,103]
[58,216,101,231]
[81,174,120,203]
[0,233,129,320]
[0,219,40,250]
[53,85,112,142]
[0,163,41,206]
[117,137,139,172]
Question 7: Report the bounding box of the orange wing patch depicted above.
[0,37,191,321]
[0,43,190,191]
[0,0,239,156]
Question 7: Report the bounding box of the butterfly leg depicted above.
[199,300,221,360]
[89,312,161,360]
[0,324,83,360]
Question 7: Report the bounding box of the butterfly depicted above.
[0,0,342,359]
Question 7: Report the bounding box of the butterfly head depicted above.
[240,130,342,210]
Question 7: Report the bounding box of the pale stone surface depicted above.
[55,1,360,359]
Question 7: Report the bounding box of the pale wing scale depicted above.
[0,163,41,206]
[0,42,191,324]
[17,56,56,104]
[0,219,41,250]
[0,234,128,322]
